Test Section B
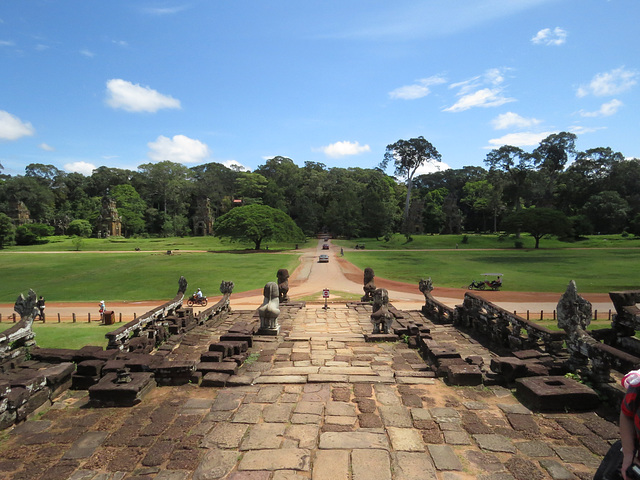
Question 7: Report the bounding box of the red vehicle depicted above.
[468,273,503,291]
[322,244,329,250]
[187,294,208,307]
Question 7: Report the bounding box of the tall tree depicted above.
[484,145,533,212]
[381,137,441,230]
[214,204,304,250]
[110,184,147,236]
[532,132,577,206]
[502,207,570,248]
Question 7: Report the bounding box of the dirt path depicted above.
[0,239,615,321]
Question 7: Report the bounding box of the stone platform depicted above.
[0,305,613,479]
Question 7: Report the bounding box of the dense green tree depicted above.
[255,156,301,214]
[532,132,576,207]
[422,188,448,234]
[0,213,15,248]
[0,175,56,223]
[234,172,268,205]
[110,184,147,236]
[15,223,54,245]
[461,180,499,232]
[502,207,570,248]
[214,204,304,250]
[485,145,533,212]
[381,137,441,230]
[190,162,238,215]
[582,191,629,234]
[68,219,93,237]
[88,166,132,197]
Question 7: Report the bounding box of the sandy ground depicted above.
[0,239,615,322]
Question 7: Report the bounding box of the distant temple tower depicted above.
[10,201,32,226]
[96,197,122,237]
[193,197,214,236]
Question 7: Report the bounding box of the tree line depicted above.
[0,131,638,247]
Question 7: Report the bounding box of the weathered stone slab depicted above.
[201,423,249,449]
[232,404,263,423]
[88,372,155,407]
[63,431,109,459]
[446,364,483,386]
[379,405,413,427]
[386,427,424,451]
[392,452,437,480]
[396,377,435,385]
[240,423,286,450]
[263,404,294,423]
[538,459,574,480]
[319,431,389,450]
[265,367,319,375]
[193,448,238,479]
[473,434,516,453]
[254,375,307,384]
[308,374,349,383]
[352,448,391,480]
[238,449,310,471]
[313,449,349,480]
[427,444,463,470]
[201,372,229,387]
[515,376,599,412]
[318,366,375,375]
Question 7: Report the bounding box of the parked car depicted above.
[322,244,329,250]
[319,254,329,263]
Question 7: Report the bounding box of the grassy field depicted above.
[0,322,109,349]
[344,248,640,293]
[0,251,300,302]
[333,233,640,250]
[4,235,311,252]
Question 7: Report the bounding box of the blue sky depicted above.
[1,0,638,177]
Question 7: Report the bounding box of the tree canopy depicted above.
[214,204,305,250]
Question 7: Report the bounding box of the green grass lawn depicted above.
[344,248,640,293]
[333,233,640,250]
[0,322,110,349]
[3,235,311,252]
[0,251,301,302]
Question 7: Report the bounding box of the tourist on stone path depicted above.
[340,248,344,256]
[37,296,45,321]
[99,300,106,321]
[593,370,640,479]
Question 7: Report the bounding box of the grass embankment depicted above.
[3,235,310,252]
[343,248,639,293]
[0,322,109,349]
[332,233,640,250]
[0,252,300,303]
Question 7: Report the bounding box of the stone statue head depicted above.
[419,277,434,296]
[277,269,289,284]
[364,268,375,283]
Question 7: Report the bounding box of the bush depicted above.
[68,219,93,237]
[461,235,469,244]
[514,240,524,249]
[15,223,53,245]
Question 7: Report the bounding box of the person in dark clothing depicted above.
[37,296,45,321]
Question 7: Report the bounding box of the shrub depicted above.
[461,235,469,244]
[68,219,93,237]
[514,240,524,249]
[15,223,53,245]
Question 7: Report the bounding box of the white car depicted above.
[319,254,329,263]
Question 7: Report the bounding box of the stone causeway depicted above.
[0,303,613,480]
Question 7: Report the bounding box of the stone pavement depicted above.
[0,304,614,480]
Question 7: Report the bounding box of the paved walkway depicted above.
[0,303,611,480]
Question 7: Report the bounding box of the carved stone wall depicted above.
[96,196,122,237]
[193,197,214,236]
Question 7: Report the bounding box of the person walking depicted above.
[37,296,46,321]
[99,300,106,321]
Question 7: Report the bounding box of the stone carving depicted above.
[193,197,214,236]
[419,277,434,299]
[0,290,38,356]
[220,281,235,295]
[370,288,393,334]
[361,267,376,302]
[10,200,32,226]
[258,282,280,335]
[96,196,122,237]
[178,276,188,296]
[610,290,640,334]
[277,269,290,303]
[557,280,592,333]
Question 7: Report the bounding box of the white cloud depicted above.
[576,67,638,97]
[415,160,450,176]
[389,75,446,100]
[445,68,514,112]
[105,79,181,113]
[318,141,371,158]
[487,131,554,148]
[492,112,541,130]
[223,160,250,171]
[569,125,606,135]
[0,110,35,140]
[580,99,623,118]
[64,161,96,176]
[445,88,515,112]
[142,6,189,15]
[39,143,55,151]
[147,134,210,164]
[112,40,128,47]
[531,27,567,46]
[80,49,95,58]
[0,40,14,47]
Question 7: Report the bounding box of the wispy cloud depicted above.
[491,112,541,130]
[445,68,515,112]
[0,110,35,141]
[39,143,55,151]
[317,141,371,158]
[112,40,128,47]
[64,161,96,176]
[580,99,623,118]
[105,79,181,113]
[80,49,95,58]
[147,134,210,164]
[0,40,15,47]
[223,160,250,171]
[141,5,189,15]
[569,125,606,135]
[487,131,553,148]
[577,67,638,97]
[531,27,567,46]
[389,75,446,100]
